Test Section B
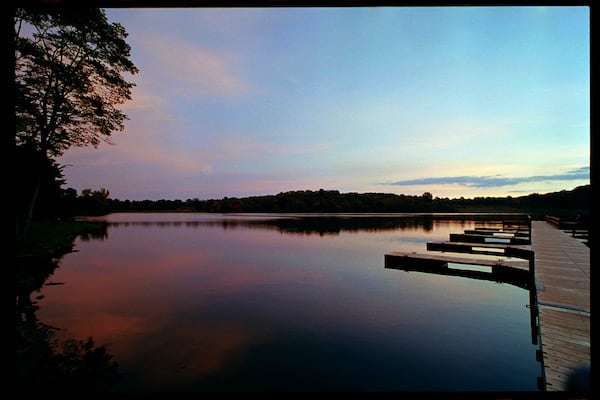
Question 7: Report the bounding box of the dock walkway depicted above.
[531,221,590,392]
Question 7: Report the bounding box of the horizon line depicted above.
[81,184,590,203]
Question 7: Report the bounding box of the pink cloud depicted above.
[211,136,331,161]
[60,96,213,175]
[121,86,169,113]
[138,35,247,97]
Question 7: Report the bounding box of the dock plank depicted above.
[427,241,533,260]
[427,241,532,250]
[449,233,531,245]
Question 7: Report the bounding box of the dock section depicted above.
[531,221,590,392]
[385,216,590,392]
[384,251,532,290]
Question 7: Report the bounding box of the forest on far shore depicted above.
[36,184,590,218]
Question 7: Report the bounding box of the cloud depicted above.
[122,86,168,113]
[384,166,589,188]
[60,80,213,179]
[62,140,212,176]
[210,136,331,161]
[138,35,246,97]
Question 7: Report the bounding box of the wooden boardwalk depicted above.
[531,221,590,392]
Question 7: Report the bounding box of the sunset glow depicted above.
[58,6,590,200]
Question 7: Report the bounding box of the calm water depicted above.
[37,213,541,392]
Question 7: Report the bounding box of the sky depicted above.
[58,6,590,201]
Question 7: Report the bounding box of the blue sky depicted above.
[58,6,590,201]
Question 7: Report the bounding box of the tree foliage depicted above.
[14,8,137,238]
[15,8,138,157]
[102,185,590,216]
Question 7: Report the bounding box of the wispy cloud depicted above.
[61,85,213,176]
[138,35,246,97]
[210,136,331,161]
[384,166,589,188]
[61,142,212,175]
[122,86,168,113]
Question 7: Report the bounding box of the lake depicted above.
[36,213,542,392]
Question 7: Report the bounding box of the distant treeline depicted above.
[47,185,590,218]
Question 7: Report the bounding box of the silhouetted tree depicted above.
[77,188,111,215]
[15,8,138,238]
[102,186,590,215]
[16,144,67,221]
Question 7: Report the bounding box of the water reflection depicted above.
[38,214,541,391]
[16,222,118,391]
[89,213,524,236]
[78,223,109,241]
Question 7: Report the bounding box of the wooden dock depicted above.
[385,217,590,392]
[385,251,530,270]
[531,221,590,392]
[384,251,532,290]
